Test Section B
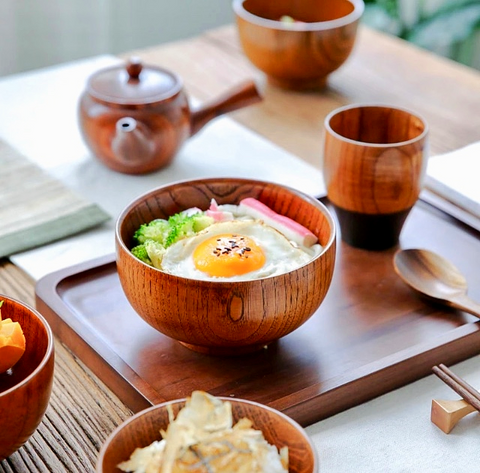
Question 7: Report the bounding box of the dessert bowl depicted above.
[116,177,336,355]
[96,394,319,473]
[0,295,55,460]
[233,0,364,90]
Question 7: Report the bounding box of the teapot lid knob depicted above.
[126,57,143,80]
[86,57,182,105]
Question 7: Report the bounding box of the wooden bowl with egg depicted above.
[0,295,55,460]
[233,0,364,90]
[97,392,319,473]
[116,177,336,355]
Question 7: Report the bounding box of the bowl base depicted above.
[267,75,327,91]
[179,341,269,356]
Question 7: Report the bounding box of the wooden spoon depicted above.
[393,248,480,317]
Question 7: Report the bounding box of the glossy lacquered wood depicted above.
[394,249,480,318]
[3,23,480,473]
[0,295,54,460]
[323,104,428,249]
[97,397,318,473]
[36,199,480,425]
[233,0,364,90]
[79,60,262,174]
[324,104,428,214]
[115,178,336,355]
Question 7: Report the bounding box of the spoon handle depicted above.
[449,294,480,319]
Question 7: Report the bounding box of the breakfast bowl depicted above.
[96,391,319,472]
[116,177,336,355]
[233,0,364,90]
[0,295,55,460]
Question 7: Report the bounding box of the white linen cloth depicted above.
[426,141,480,221]
[1,55,479,473]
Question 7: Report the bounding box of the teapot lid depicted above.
[87,57,182,105]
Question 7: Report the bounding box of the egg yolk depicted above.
[193,234,266,277]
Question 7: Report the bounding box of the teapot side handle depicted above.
[190,80,262,136]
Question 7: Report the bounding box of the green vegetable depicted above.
[131,244,152,265]
[134,219,170,245]
[130,210,214,268]
[164,213,214,247]
[144,240,166,269]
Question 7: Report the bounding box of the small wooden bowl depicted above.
[116,177,336,355]
[233,0,364,90]
[96,397,319,473]
[0,295,55,460]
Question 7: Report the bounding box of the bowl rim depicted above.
[233,0,364,31]
[0,294,54,397]
[324,103,429,147]
[97,396,319,472]
[115,176,336,282]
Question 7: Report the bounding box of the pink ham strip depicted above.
[239,197,318,247]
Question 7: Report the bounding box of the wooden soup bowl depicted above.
[0,295,55,460]
[116,178,336,355]
[97,397,319,473]
[233,0,364,90]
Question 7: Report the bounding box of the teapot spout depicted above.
[111,117,156,170]
[190,80,262,136]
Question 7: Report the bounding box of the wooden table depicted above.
[1,25,480,472]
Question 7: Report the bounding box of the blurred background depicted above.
[0,0,479,78]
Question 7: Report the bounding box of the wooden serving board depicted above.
[35,200,480,427]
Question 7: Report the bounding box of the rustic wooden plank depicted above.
[0,260,132,473]
[121,25,480,168]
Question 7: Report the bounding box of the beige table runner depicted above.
[0,140,110,258]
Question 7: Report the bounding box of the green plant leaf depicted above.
[406,4,480,55]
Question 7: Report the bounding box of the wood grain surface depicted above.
[0,296,54,460]
[323,104,428,214]
[122,26,480,166]
[79,58,261,174]
[116,178,335,355]
[1,23,480,472]
[233,0,363,90]
[36,199,480,428]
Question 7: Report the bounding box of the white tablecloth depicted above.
[1,55,479,473]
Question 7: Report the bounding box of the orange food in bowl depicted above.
[0,301,26,374]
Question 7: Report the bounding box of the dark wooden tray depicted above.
[35,200,480,426]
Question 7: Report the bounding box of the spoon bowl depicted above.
[393,248,480,318]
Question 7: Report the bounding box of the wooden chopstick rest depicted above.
[431,364,480,434]
[431,399,476,434]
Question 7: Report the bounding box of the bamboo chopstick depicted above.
[432,364,480,412]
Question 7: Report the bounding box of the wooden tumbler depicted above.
[323,104,428,250]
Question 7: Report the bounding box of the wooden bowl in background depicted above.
[96,396,319,473]
[0,295,55,460]
[233,0,364,90]
[116,177,336,355]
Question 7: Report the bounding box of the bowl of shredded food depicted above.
[116,177,336,355]
[96,390,318,473]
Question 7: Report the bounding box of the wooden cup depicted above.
[323,104,428,250]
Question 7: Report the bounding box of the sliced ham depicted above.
[238,197,318,247]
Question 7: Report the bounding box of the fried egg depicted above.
[161,220,319,281]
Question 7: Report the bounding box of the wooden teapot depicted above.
[78,58,262,174]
